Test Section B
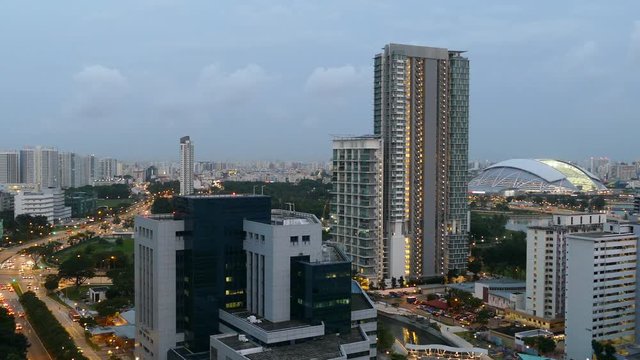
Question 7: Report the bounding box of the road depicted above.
[0,199,150,360]
[0,275,50,360]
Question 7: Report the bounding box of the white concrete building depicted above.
[243,210,323,322]
[134,215,185,360]
[565,228,638,360]
[330,135,384,284]
[179,136,194,195]
[14,188,71,223]
[526,213,605,319]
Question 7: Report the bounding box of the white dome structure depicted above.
[469,159,607,194]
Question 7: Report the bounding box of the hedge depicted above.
[19,291,88,360]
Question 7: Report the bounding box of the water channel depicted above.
[378,313,450,346]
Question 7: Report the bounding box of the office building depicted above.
[179,136,194,195]
[135,195,271,359]
[565,226,638,359]
[525,214,606,320]
[65,192,96,217]
[136,198,376,360]
[330,135,384,284]
[14,188,71,224]
[209,209,377,360]
[0,151,19,184]
[373,43,469,277]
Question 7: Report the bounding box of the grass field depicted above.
[96,198,135,208]
[54,237,134,264]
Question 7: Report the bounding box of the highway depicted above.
[0,198,150,360]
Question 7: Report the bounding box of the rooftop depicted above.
[270,209,320,225]
[227,310,313,331]
[181,194,269,199]
[245,328,365,360]
[568,231,638,240]
[218,335,262,351]
[350,281,373,311]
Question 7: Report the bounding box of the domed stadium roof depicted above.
[469,159,607,194]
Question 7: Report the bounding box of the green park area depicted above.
[96,198,135,208]
[53,237,134,265]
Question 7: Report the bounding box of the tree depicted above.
[95,297,130,317]
[0,307,28,359]
[21,245,49,265]
[44,274,59,293]
[379,278,386,290]
[398,276,405,288]
[468,260,482,279]
[476,309,491,325]
[58,255,96,288]
[377,321,394,350]
[590,196,606,211]
[525,336,556,355]
[151,197,174,214]
[391,277,397,289]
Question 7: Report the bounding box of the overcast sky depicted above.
[1,1,638,162]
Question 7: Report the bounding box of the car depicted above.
[15,324,22,331]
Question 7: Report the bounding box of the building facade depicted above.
[19,148,36,185]
[0,152,19,184]
[330,136,384,283]
[525,214,605,319]
[565,228,638,359]
[14,188,71,223]
[373,43,469,278]
[179,136,194,196]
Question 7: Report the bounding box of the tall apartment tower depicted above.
[565,224,639,359]
[0,152,19,184]
[36,147,59,189]
[525,214,605,319]
[331,136,384,283]
[374,43,469,277]
[19,148,36,184]
[179,136,194,196]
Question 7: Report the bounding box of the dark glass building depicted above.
[174,195,271,352]
[290,247,352,334]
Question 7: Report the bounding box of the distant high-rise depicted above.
[19,148,36,184]
[20,147,59,188]
[98,158,118,180]
[179,136,194,195]
[0,152,19,184]
[374,43,470,278]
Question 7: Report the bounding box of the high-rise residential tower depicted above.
[525,214,605,319]
[0,152,19,184]
[331,136,384,283]
[19,148,36,184]
[179,136,194,195]
[373,43,469,278]
[36,147,59,189]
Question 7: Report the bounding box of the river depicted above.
[505,215,550,232]
[378,313,450,346]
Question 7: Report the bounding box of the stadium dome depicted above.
[469,159,607,194]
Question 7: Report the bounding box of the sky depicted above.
[0,1,639,162]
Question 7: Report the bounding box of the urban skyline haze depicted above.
[1,1,639,161]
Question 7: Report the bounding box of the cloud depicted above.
[305,65,369,96]
[197,63,272,105]
[66,65,129,119]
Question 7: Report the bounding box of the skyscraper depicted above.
[331,136,384,284]
[19,148,36,184]
[374,43,469,278]
[0,152,19,184]
[36,147,59,188]
[179,136,194,195]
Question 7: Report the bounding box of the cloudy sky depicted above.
[1,1,638,162]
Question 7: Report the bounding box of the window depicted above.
[302,235,310,243]
[260,235,265,242]
[290,236,299,244]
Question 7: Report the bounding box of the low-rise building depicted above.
[14,188,71,224]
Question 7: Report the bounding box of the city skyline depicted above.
[1,1,639,161]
